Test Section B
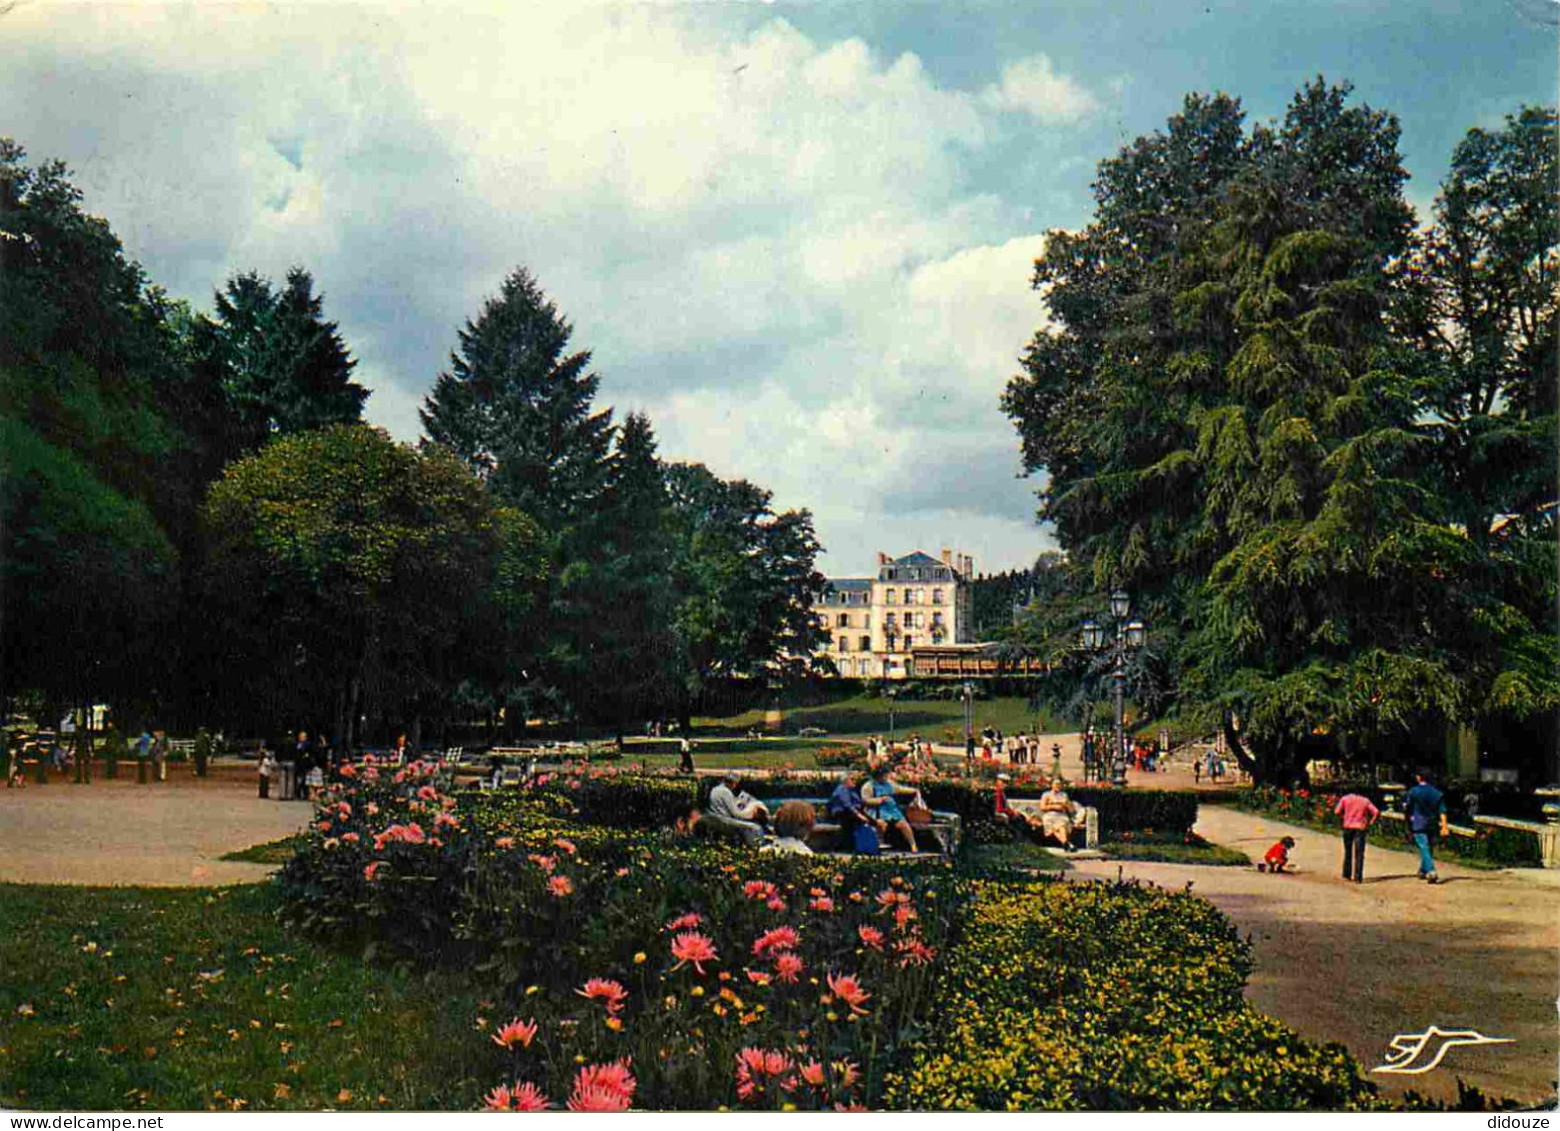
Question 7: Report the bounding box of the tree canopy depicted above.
[1004,85,1558,782]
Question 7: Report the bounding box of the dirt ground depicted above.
[1071,804,1560,1107]
[0,761,310,886]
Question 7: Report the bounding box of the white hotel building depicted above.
[812,549,975,680]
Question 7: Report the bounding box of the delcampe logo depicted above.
[1371,1026,1515,1075]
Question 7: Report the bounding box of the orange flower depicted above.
[484,1081,550,1111]
[743,880,777,901]
[772,952,804,984]
[491,1018,537,1050]
[665,912,702,932]
[567,1059,635,1111]
[894,937,936,967]
[799,1060,827,1088]
[856,925,885,951]
[751,926,800,957]
[363,862,382,882]
[826,972,871,1016]
[509,1081,550,1112]
[548,875,574,898]
[670,931,719,975]
[576,978,629,1016]
[734,1047,797,1102]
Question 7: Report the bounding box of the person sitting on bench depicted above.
[861,764,921,852]
[705,771,769,846]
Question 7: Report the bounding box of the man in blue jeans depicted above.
[1403,770,1449,883]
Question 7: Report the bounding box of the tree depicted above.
[202,425,536,746]
[663,463,828,731]
[568,413,678,742]
[194,267,368,458]
[1003,80,1501,782]
[1398,106,1559,776]
[0,140,193,728]
[420,268,612,530]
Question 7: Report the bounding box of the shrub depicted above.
[1237,787,1544,868]
[882,879,1377,1111]
[276,756,964,1110]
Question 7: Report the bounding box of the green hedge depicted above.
[511,773,1198,841]
[1236,787,1543,869]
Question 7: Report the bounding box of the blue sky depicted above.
[6,1,1555,574]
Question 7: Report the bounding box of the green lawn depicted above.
[0,884,491,1112]
[961,840,1072,875]
[693,694,1072,741]
[1100,835,1251,866]
[219,836,305,865]
[615,736,843,770]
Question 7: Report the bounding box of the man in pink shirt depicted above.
[1334,788,1381,883]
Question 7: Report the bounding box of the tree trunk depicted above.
[1223,711,1258,780]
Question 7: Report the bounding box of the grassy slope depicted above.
[693,694,1071,740]
[0,884,490,1112]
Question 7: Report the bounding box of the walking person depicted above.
[1333,786,1380,883]
[258,747,276,799]
[1404,770,1449,883]
[678,735,694,774]
[151,731,169,782]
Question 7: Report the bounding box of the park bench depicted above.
[756,797,962,856]
[1006,798,1100,849]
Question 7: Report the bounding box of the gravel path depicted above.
[0,765,311,887]
[1069,804,1559,1106]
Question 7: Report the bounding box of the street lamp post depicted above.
[961,680,976,780]
[886,687,898,748]
[1081,590,1148,789]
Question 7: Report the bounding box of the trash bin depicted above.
[277,760,297,801]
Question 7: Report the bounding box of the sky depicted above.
[6,0,1555,575]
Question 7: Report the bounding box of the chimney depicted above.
[877,552,890,566]
[940,548,952,565]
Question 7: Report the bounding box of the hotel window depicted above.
[885,612,896,628]
[885,588,896,604]
[837,613,849,628]
[837,636,848,652]
[932,612,944,627]
[886,633,898,652]
[859,635,870,652]
[932,588,943,605]
[841,659,854,676]
[904,635,915,649]
[904,588,916,604]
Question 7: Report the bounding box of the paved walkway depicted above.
[0,765,311,886]
[1070,804,1559,1106]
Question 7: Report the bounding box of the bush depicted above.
[1237,786,1544,868]
[882,879,1378,1110]
[277,756,964,1110]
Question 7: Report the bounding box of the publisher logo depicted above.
[1371,1025,1514,1075]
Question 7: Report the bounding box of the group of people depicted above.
[1192,753,1231,784]
[693,764,943,857]
[1257,771,1450,884]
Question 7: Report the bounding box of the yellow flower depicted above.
[634,952,647,964]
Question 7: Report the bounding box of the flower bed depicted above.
[882,879,1378,1110]
[277,758,961,1109]
[1235,786,1542,868]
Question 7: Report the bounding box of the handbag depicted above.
[851,822,881,856]
[905,804,934,828]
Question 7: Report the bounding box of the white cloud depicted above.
[981,54,1100,122]
[3,5,1093,571]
